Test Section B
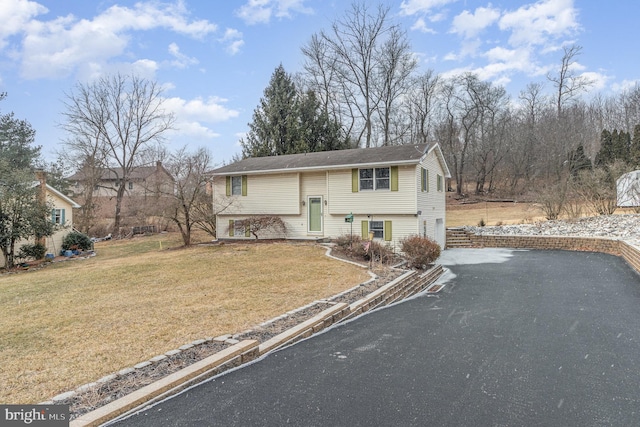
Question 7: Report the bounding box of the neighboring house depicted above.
[210,143,451,249]
[0,177,81,268]
[67,161,175,228]
[68,161,174,198]
[617,170,640,207]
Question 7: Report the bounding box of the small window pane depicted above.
[359,168,374,190]
[375,167,390,190]
[53,209,62,224]
[370,221,383,239]
[231,176,242,195]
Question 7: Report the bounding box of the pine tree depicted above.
[240,65,347,158]
[569,144,592,177]
[630,124,640,167]
[611,129,630,162]
[595,129,613,167]
[241,65,300,158]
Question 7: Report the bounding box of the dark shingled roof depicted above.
[211,143,432,175]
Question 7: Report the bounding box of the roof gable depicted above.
[212,144,435,175]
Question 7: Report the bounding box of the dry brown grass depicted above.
[0,234,369,404]
[446,197,639,227]
[447,201,545,227]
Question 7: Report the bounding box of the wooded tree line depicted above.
[243,2,640,200]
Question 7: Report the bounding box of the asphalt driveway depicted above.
[110,249,640,426]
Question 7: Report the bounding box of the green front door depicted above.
[308,197,322,233]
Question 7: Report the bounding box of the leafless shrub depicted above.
[400,235,441,269]
[240,216,288,239]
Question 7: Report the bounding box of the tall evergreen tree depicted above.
[630,124,640,167]
[569,144,592,177]
[611,129,630,162]
[240,65,347,158]
[595,129,613,167]
[241,65,299,158]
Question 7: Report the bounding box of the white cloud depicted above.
[168,42,198,68]
[399,0,458,16]
[499,0,579,48]
[163,96,240,140]
[220,28,244,55]
[580,71,608,93]
[451,6,500,39]
[236,0,313,25]
[16,1,217,79]
[411,17,436,34]
[0,0,47,50]
[612,79,640,93]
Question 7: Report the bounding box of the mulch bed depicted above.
[64,252,405,419]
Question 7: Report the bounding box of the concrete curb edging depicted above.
[70,340,258,427]
[69,264,445,427]
[258,303,349,355]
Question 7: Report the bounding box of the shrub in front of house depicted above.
[62,231,93,251]
[365,240,395,264]
[17,243,47,261]
[334,234,367,259]
[334,234,395,264]
[400,235,441,269]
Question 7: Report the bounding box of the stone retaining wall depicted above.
[468,233,640,275]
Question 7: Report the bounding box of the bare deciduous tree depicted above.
[62,73,175,234]
[547,45,594,117]
[154,147,212,246]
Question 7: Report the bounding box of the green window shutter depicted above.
[421,168,426,192]
[229,220,234,237]
[361,220,368,239]
[245,222,251,237]
[352,169,359,193]
[241,175,248,196]
[51,209,55,223]
[384,221,392,241]
[226,176,231,196]
[61,209,66,225]
[391,166,398,191]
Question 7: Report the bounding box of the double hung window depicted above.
[359,167,390,191]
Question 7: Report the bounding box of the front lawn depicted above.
[0,234,369,404]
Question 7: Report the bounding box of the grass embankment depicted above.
[0,234,369,404]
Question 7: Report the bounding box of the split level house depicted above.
[1,174,81,268]
[210,143,451,249]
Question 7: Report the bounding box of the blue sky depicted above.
[0,0,638,167]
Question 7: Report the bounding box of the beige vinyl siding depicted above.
[321,214,418,251]
[213,173,300,215]
[416,150,447,247]
[0,191,76,268]
[328,165,417,215]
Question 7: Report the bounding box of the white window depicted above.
[231,176,242,195]
[437,174,443,192]
[128,181,134,190]
[52,209,64,224]
[360,167,390,191]
[370,221,384,239]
